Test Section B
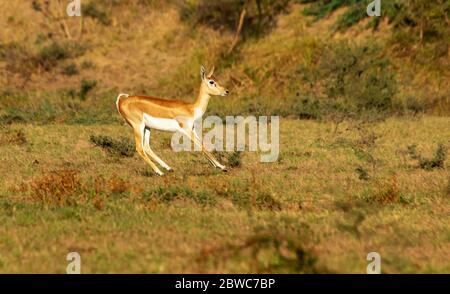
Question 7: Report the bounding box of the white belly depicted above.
[143,113,181,132]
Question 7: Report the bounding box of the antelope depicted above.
[116,66,230,176]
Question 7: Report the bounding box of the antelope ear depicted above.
[200,66,206,81]
[207,66,215,78]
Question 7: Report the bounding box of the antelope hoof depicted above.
[167,168,174,173]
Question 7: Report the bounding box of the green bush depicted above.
[0,42,35,80]
[407,144,447,170]
[143,186,217,207]
[302,0,362,20]
[227,151,242,167]
[79,79,97,100]
[302,0,450,66]
[355,166,369,181]
[198,221,325,273]
[82,1,111,25]
[181,0,291,38]
[315,41,397,117]
[90,135,135,157]
[256,192,281,210]
[61,63,79,76]
[0,40,86,77]
[36,41,86,71]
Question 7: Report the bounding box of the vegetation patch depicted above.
[82,1,111,25]
[0,127,27,145]
[142,186,217,207]
[198,222,325,273]
[227,151,242,168]
[303,0,450,68]
[28,169,81,206]
[361,175,411,205]
[36,41,86,71]
[181,0,291,39]
[314,41,396,118]
[61,63,79,76]
[79,79,97,100]
[407,144,447,170]
[255,192,282,211]
[90,135,135,157]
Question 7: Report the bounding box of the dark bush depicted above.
[197,222,326,273]
[303,0,450,66]
[181,0,291,38]
[0,42,35,81]
[61,63,79,76]
[316,41,397,117]
[227,151,242,167]
[0,40,86,77]
[143,186,217,207]
[79,79,97,100]
[407,144,447,170]
[90,135,135,157]
[0,128,27,145]
[355,166,369,181]
[37,42,70,70]
[255,192,281,210]
[36,41,86,71]
[82,1,111,25]
[302,0,362,20]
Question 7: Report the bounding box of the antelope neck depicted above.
[193,84,211,119]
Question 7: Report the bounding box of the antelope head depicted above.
[200,66,229,97]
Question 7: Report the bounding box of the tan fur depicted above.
[116,66,229,175]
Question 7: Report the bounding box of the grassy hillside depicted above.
[1,1,449,122]
[0,1,449,273]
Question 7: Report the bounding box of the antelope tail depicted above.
[116,93,131,125]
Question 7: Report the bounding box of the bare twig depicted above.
[56,0,73,39]
[33,0,75,40]
[227,1,249,55]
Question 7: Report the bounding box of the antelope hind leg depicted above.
[134,129,164,176]
[143,128,173,172]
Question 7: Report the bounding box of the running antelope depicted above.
[116,66,230,175]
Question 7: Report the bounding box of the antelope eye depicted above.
[209,81,214,85]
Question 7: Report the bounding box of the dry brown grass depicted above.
[18,168,133,207]
[0,128,27,145]
[370,175,401,205]
[28,169,80,206]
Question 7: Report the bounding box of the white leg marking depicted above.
[139,121,164,176]
[143,128,173,171]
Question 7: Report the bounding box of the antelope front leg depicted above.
[192,129,227,170]
[182,128,227,171]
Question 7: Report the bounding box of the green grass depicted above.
[0,116,448,273]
